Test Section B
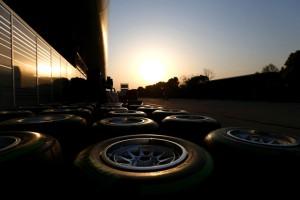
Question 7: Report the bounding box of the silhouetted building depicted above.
[0,0,108,106]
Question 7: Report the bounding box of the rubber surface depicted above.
[75,134,213,197]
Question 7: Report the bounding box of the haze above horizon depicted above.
[108,0,300,90]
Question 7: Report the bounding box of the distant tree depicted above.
[189,75,209,84]
[261,64,279,73]
[184,75,208,89]
[284,50,300,75]
[166,77,179,88]
[137,86,144,91]
[283,50,300,89]
[180,75,208,98]
[143,81,167,98]
[165,77,180,98]
[179,75,189,87]
[137,86,145,97]
[203,68,215,80]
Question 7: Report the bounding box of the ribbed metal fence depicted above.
[0,1,86,107]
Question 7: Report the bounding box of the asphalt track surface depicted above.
[142,98,300,137]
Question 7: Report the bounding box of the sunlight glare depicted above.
[139,59,166,84]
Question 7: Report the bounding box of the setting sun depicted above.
[139,59,166,85]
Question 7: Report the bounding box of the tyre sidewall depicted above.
[75,134,213,195]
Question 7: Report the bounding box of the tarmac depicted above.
[142,98,300,137]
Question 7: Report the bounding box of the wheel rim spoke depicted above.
[227,129,298,147]
[102,138,188,171]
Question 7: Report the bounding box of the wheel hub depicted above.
[227,129,299,147]
[102,138,188,171]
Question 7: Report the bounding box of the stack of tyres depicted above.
[74,134,213,198]
[137,105,163,119]
[92,117,158,140]
[108,110,147,118]
[59,104,94,111]
[41,108,93,125]
[162,114,221,144]
[204,127,300,195]
[102,102,123,107]
[127,104,144,110]
[0,131,63,197]
[0,110,33,122]
[60,103,97,122]
[0,114,88,161]
[95,106,128,119]
[152,109,189,123]
[18,105,53,114]
[59,105,83,109]
[72,104,95,114]
[126,100,143,110]
[89,102,97,109]
[127,99,143,106]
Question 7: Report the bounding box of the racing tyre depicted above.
[0,131,63,196]
[0,115,88,160]
[41,108,93,125]
[162,115,221,143]
[108,110,147,118]
[102,102,123,107]
[204,127,300,193]
[137,106,163,119]
[92,117,158,139]
[152,109,189,123]
[95,106,128,119]
[0,110,33,122]
[127,104,144,110]
[127,100,143,106]
[17,105,53,114]
[75,134,213,197]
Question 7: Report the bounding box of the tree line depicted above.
[137,50,300,102]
